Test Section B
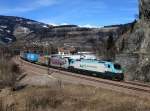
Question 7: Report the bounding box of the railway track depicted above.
[124,81,150,88]
[16,57,150,97]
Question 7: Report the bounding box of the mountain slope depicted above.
[0,15,50,44]
[0,15,133,52]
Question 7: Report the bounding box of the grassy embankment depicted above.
[0,83,150,111]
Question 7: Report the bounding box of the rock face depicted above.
[116,0,150,82]
[139,0,150,20]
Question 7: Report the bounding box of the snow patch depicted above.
[6,30,11,33]
[0,29,3,31]
[5,37,12,41]
[43,25,49,28]
[27,21,33,25]
[0,26,7,28]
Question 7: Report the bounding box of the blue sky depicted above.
[0,0,138,27]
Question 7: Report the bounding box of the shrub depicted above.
[24,87,64,111]
[0,57,21,88]
[0,98,15,111]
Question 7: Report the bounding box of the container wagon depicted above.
[26,53,39,62]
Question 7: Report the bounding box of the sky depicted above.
[0,0,138,27]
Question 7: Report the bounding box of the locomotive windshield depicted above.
[114,64,121,70]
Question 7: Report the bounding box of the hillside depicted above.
[0,15,50,44]
[0,15,133,52]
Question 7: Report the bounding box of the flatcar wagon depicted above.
[37,55,50,65]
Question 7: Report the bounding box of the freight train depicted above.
[20,52,124,81]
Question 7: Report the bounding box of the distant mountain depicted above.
[0,15,50,44]
[0,15,133,52]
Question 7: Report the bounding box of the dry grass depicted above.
[0,97,16,111]
[0,83,150,111]
[0,56,21,88]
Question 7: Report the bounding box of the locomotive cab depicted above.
[112,63,124,80]
[104,62,124,80]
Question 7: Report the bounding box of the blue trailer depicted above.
[26,53,39,62]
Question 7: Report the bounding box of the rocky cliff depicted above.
[115,0,150,82]
[139,0,150,20]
